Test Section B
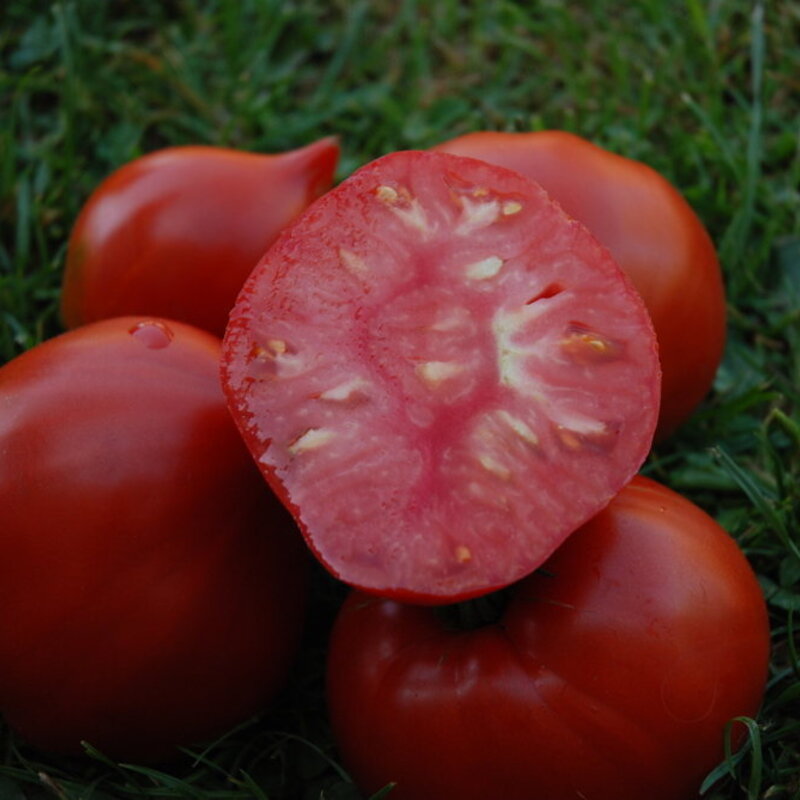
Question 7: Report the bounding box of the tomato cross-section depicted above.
[222,150,660,602]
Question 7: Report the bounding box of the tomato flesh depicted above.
[222,150,660,602]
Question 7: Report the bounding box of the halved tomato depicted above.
[222,150,660,603]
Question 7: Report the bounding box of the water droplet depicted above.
[129,320,174,349]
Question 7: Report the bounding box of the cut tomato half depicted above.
[222,150,660,603]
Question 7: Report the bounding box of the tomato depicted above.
[222,150,660,603]
[0,317,309,762]
[326,475,770,800]
[433,131,726,440]
[60,137,340,338]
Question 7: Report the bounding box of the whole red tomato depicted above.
[0,317,309,762]
[60,137,340,337]
[433,131,727,440]
[326,476,769,800]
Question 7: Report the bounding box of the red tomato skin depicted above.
[0,318,309,762]
[433,131,726,440]
[60,137,340,338]
[327,476,770,800]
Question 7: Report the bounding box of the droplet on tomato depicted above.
[128,320,174,349]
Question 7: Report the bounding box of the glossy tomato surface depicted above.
[327,476,770,800]
[434,131,726,440]
[222,150,660,603]
[0,318,309,762]
[61,137,339,337]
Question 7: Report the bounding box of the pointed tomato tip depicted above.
[285,136,341,198]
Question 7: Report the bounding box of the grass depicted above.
[1,0,799,797]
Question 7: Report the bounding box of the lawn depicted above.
[1,1,798,798]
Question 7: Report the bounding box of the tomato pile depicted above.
[0,132,769,798]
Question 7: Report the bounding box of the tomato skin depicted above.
[327,476,769,800]
[433,131,726,440]
[60,137,340,338]
[0,317,309,762]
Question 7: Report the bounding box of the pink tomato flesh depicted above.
[222,150,660,602]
